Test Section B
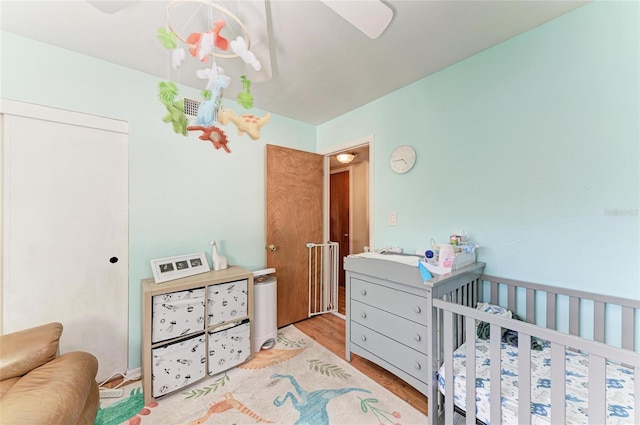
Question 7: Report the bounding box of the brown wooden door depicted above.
[330,170,349,286]
[266,144,323,327]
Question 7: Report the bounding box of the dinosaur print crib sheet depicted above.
[437,339,635,425]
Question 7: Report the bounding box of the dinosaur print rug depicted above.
[95,324,426,425]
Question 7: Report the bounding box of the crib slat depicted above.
[526,288,535,323]
[443,310,455,424]
[593,301,605,343]
[490,323,502,425]
[547,292,556,330]
[457,288,464,345]
[587,353,606,424]
[465,317,476,425]
[569,296,580,336]
[491,281,499,305]
[622,306,634,350]
[550,342,566,424]
[508,285,516,312]
[635,366,640,425]
[518,332,532,425]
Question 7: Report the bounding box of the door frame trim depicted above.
[321,134,374,251]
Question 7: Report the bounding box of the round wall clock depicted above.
[390,145,416,174]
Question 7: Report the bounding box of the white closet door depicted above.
[2,100,128,381]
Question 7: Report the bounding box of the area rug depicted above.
[95,324,427,425]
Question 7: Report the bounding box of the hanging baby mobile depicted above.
[156,0,270,153]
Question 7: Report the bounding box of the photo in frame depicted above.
[150,252,210,284]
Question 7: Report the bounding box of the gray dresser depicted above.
[344,255,485,396]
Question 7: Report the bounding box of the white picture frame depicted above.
[150,252,210,284]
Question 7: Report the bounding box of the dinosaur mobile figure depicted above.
[217,107,270,140]
[186,20,229,62]
[187,125,231,153]
[237,75,254,109]
[158,81,188,136]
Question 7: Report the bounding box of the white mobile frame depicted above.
[150,252,210,284]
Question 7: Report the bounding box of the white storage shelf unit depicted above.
[141,266,254,405]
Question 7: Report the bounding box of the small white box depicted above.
[207,279,248,326]
[151,334,206,397]
[208,320,251,376]
[152,288,205,343]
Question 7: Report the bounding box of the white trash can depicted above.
[252,268,277,352]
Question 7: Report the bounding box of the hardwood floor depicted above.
[294,311,428,416]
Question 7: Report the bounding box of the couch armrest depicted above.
[0,322,63,380]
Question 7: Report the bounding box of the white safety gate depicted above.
[307,242,339,317]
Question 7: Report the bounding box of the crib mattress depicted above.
[437,339,635,425]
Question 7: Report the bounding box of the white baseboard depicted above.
[126,367,141,380]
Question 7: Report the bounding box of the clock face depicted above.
[390,145,416,174]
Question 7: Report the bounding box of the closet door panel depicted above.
[2,103,128,381]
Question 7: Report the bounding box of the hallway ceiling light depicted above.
[336,153,357,164]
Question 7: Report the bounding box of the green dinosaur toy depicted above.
[158,81,188,136]
[237,75,254,109]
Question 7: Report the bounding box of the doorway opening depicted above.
[324,137,372,317]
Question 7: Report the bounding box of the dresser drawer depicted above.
[350,300,428,354]
[351,278,427,324]
[350,322,428,385]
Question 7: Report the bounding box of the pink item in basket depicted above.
[438,244,455,268]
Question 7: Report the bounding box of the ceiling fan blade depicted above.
[86,1,138,14]
[320,0,393,39]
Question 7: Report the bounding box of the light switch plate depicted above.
[388,212,397,226]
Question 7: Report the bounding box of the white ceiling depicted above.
[0,0,588,125]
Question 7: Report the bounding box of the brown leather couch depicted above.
[0,322,99,425]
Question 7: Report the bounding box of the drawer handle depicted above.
[414,362,422,370]
[414,306,421,314]
[360,289,367,296]
[414,334,421,342]
[361,312,367,319]
[361,335,367,342]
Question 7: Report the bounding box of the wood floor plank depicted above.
[293,312,428,416]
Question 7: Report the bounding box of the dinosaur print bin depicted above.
[206,279,248,326]
[152,288,206,343]
[151,334,207,398]
[207,319,251,376]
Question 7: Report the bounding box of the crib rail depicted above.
[433,299,640,425]
[480,274,640,350]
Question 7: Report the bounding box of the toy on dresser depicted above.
[210,240,228,271]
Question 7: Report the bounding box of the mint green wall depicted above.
[0,31,316,371]
[318,1,639,303]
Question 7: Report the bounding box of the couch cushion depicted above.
[0,377,19,399]
[0,351,98,425]
[0,322,62,380]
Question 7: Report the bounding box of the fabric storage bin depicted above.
[208,319,251,376]
[152,288,205,343]
[151,333,206,398]
[207,279,248,326]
